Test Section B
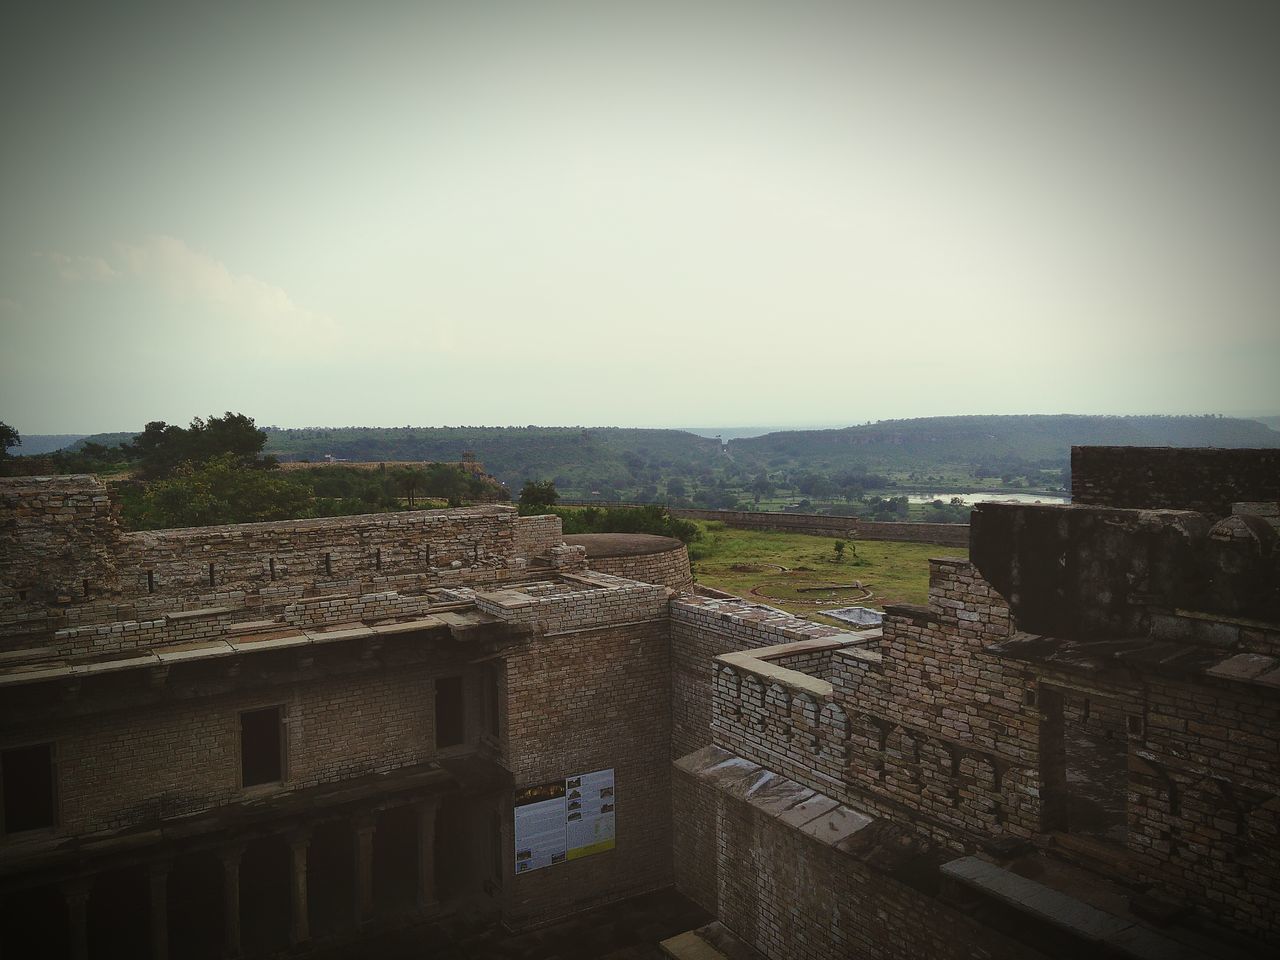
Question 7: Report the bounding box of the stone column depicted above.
[289,833,311,946]
[220,846,244,958]
[416,797,440,911]
[148,863,170,960]
[63,880,91,960]
[353,815,376,924]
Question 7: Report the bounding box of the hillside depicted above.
[262,426,723,494]
[729,415,1280,475]
[56,414,1279,505]
[9,434,89,455]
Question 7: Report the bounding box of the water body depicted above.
[904,492,1069,506]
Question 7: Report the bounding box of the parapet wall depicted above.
[0,476,566,641]
[581,548,693,593]
[1072,446,1280,516]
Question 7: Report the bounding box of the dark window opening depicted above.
[208,563,216,587]
[2,744,56,833]
[241,707,284,787]
[484,665,500,737]
[435,677,465,749]
[324,553,332,576]
[82,579,90,598]
[146,571,155,594]
[375,548,382,571]
[269,557,276,580]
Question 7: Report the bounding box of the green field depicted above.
[688,522,966,623]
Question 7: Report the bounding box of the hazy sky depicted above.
[3,0,1278,433]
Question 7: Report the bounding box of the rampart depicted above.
[557,501,971,547]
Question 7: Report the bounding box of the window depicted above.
[240,706,285,787]
[434,677,465,749]
[2,743,56,834]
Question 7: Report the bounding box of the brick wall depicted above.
[583,547,694,593]
[1072,446,1280,516]
[670,596,852,759]
[3,660,462,838]
[501,617,673,926]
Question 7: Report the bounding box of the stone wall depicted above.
[0,477,570,649]
[1072,446,1280,516]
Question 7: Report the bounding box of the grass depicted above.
[688,522,967,623]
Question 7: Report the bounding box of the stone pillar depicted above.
[289,833,311,946]
[63,880,91,960]
[148,863,170,960]
[416,797,440,911]
[353,815,376,924]
[220,846,244,958]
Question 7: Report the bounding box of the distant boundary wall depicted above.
[558,502,969,548]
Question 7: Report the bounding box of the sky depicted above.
[2,0,1278,434]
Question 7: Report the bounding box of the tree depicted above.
[0,421,19,458]
[833,540,846,562]
[127,412,271,480]
[519,479,559,511]
[127,454,313,529]
[393,467,427,509]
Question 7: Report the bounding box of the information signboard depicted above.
[513,781,566,873]
[513,768,615,872]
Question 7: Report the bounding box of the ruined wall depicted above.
[1072,446,1280,516]
[0,476,123,607]
[689,566,1039,848]
[670,596,850,760]
[501,615,673,926]
[0,477,569,649]
[1122,672,1279,939]
[672,765,1045,960]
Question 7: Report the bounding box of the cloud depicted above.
[114,235,334,341]
[40,236,336,347]
[36,251,119,283]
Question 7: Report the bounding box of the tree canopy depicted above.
[0,421,19,458]
[128,412,273,480]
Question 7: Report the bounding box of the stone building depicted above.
[1,447,1277,958]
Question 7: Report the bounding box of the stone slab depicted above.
[1205,653,1277,683]
[798,805,875,846]
[941,857,1133,942]
[777,793,839,828]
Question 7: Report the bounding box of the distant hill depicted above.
[59,414,1280,502]
[729,415,1280,474]
[1254,415,1280,432]
[9,434,89,455]
[261,426,722,493]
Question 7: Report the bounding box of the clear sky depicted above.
[2,0,1278,434]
